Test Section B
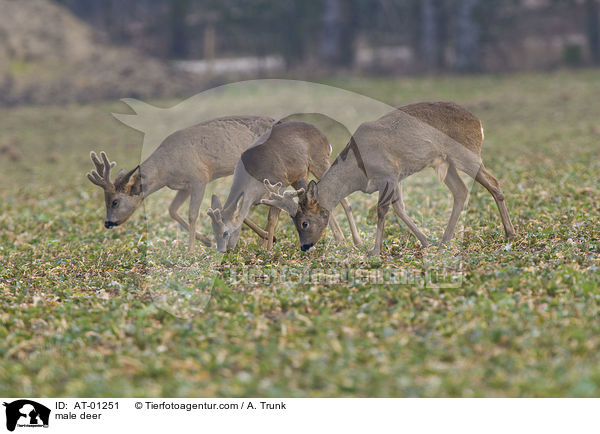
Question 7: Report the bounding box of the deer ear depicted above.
[233,192,245,220]
[297,178,308,191]
[211,194,222,210]
[115,166,141,194]
[306,180,318,205]
[296,178,308,202]
[124,166,142,195]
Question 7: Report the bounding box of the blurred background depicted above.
[1,0,599,105]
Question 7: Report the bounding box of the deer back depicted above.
[240,121,330,187]
[399,102,483,156]
[348,102,484,181]
[145,115,275,185]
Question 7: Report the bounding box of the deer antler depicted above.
[259,179,304,217]
[207,207,225,229]
[87,151,116,191]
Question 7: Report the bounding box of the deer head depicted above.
[261,178,330,251]
[207,193,245,252]
[87,151,143,228]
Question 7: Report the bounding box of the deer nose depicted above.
[301,243,314,252]
[105,221,117,229]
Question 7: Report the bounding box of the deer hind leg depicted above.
[188,183,208,251]
[441,161,469,243]
[169,189,212,248]
[474,165,516,239]
[392,183,430,247]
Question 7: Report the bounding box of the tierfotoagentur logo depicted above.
[3,400,50,432]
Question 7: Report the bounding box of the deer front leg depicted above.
[328,214,346,244]
[243,218,272,241]
[169,189,212,247]
[368,197,390,257]
[339,198,361,246]
[262,206,281,250]
[188,183,207,252]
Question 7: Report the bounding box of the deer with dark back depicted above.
[261,102,516,255]
[207,120,361,252]
[87,115,277,251]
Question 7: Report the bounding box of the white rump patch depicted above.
[432,157,449,183]
[328,143,332,155]
[481,125,485,141]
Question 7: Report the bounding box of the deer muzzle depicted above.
[301,243,315,252]
[105,220,119,229]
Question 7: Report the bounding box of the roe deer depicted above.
[87,115,276,251]
[261,102,516,255]
[207,121,361,252]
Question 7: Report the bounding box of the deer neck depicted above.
[317,144,369,211]
[223,169,265,224]
[138,158,165,197]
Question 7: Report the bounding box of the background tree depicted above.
[454,0,480,72]
[585,0,600,64]
[51,0,597,72]
[419,0,438,71]
[169,0,190,58]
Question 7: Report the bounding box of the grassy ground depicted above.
[1,70,599,397]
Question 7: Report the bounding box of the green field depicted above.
[1,70,599,397]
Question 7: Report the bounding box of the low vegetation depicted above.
[1,70,599,396]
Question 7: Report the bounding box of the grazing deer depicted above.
[262,102,516,255]
[207,121,361,252]
[87,115,277,251]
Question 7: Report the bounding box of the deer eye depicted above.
[223,231,229,237]
[111,199,119,208]
[302,221,309,229]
